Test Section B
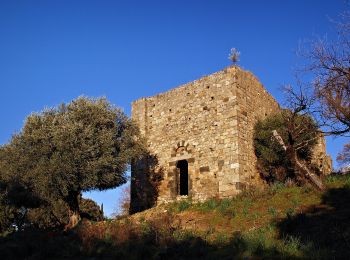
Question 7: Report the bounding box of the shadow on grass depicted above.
[0,226,295,259]
[277,185,350,258]
[3,185,350,259]
[0,228,82,260]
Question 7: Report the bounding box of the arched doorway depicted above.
[177,160,188,195]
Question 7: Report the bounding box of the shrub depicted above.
[254,111,318,183]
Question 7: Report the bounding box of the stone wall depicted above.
[130,66,282,213]
[235,69,281,188]
[311,135,333,175]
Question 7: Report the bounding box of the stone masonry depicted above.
[130,66,332,213]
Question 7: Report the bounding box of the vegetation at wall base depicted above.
[254,110,320,185]
[1,174,349,259]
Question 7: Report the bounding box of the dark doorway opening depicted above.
[177,160,188,195]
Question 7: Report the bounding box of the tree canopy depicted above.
[0,97,144,229]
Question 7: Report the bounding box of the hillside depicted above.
[1,174,350,259]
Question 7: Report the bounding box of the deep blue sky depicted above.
[0,0,348,217]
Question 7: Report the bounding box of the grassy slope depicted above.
[1,174,350,259]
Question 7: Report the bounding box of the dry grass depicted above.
[1,174,350,259]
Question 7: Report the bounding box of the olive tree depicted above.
[254,109,324,189]
[0,97,144,229]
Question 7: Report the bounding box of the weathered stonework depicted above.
[312,135,333,175]
[130,66,332,213]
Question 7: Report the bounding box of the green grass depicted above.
[325,173,350,188]
[1,174,350,259]
[162,174,350,258]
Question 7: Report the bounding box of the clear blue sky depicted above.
[0,0,348,217]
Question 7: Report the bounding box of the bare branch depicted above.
[298,11,350,136]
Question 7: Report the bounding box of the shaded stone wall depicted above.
[130,66,282,212]
[235,69,281,189]
[311,135,333,175]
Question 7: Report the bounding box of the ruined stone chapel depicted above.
[130,66,331,213]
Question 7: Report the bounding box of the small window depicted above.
[177,160,188,196]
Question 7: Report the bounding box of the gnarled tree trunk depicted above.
[272,130,325,191]
[64,191,81,231]
[287,146,325,191]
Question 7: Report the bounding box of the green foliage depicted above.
[325,173,350,189]
[177,199,192,212]
[267,207,278,218]
[0,97,144,227]
[25,197,104,229]
[254,110,318,182]
[254,113,288,166]
[198,198,219,212]
[26,199,69,229]
[269,182,286,194]
[0,193,17,234]
[285,208,296,219]
[80,198,104,221]
[168,197,236,217]
[217,199,235,217]
[169,199,192,213]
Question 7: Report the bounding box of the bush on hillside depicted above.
[254,110,318,184]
